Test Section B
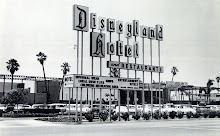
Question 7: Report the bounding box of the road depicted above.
[0,117,220,136]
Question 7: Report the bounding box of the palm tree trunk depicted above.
[42,64,48,103]
[62,74,64,101]
[11,74,14,90]
[172,75,174,82]
[42,64,47,92]
[218,82,219,94]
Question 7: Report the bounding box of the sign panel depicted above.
[73,4,89,32]
[90,32,105,58]
[125,45,132,57]
[107,42,115,55]
[63,74,75,88]
[116,21,123,34]
[90,13,97,29]
[64,74,139,90]
[116,41,123,56]
[166,81,188,88]
[133,20,139,36]
[99,17,106,31]
[139,83,166,90]
[125,23,132,38]
[133,42,139,58]
[140,25,148,38]
[148,27,156,39]
[156,24,163,41]
[107,18,115,32]
[107,61,164,73]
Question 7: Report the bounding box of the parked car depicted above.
[0,104,7,112]
[65,104,91,115]
[14,104,32,112]
[32,104,48,109]
[143,104,160,114]
[48,103,67,114]
[161,103,177,113]
[114,106,128,115]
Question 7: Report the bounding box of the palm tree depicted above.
[216,76,220,93]
[36,52,48,94]
[6,59,20,90]
[207,79,214,103]
[170,66,178,103]
[171,66,178,82]
[61,62,70,101]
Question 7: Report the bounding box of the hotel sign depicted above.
[73,4,164,76]
[64,74,139,90]
[107,61,164,73]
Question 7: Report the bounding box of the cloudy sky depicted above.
[0,0,220,87]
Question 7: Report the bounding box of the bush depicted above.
[186,111,193,119]
[111,114,118,121]
[203,109,210,118]
[85,113,94,122]
[217,110,220,118]
[153,110,160,120]
[35,117,75,122]
[162,111,169,119]
[193,111,201,118]
[169,111,176,119]
[121,112,129,121]
[132,114,141,120]
[209,110,216,118]
[142,112,151,120]
[99,111,108,121]
[177,111,184,119]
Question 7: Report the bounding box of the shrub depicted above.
[186,111,193,119]
[203,109,210,118]
[193,111,201,118]
[162,111,169,119]
[99,111,108,121]
[35,117,75,122]
[217,110,220,118]
[132,114,141,120]
[85,112,94,122]
[209,110,216,118]
[142,112,151,120]
[169,111,176,119]
[177,111,184,119]
[153,110,160,120]
[121,112,129,121]
[111,114,118,121]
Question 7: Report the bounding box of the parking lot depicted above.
[0,117,220,136]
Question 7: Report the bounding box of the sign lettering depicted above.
[90,32,105,57]
[73,5,89,31]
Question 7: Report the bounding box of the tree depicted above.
[6,59,20,90]
[170,66,178,103]
[207,79,214,103]
[1,88,29,113]
[171,66,178,82]
[216,76,220,93]
[61,62,70,101]
[36,52,48,101]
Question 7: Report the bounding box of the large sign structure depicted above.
[64,74,139,90]
[71,4,164,122]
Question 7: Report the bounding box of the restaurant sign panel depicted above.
[64,74,139,90]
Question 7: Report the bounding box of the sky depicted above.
[0,0,220,87]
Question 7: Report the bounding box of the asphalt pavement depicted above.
[0,117,220,136]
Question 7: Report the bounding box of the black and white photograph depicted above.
[0,0,220,136]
